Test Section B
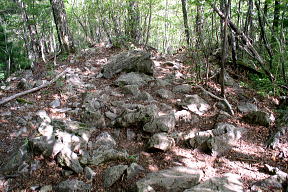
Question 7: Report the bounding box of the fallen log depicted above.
[0,68,68,106]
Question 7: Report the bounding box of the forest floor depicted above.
[0,44,287,191]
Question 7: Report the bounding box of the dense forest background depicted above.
[0,0,287,95]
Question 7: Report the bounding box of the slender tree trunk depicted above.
[127,0,140,43]
[195,0,204,48]
[220,0,230,97]
[272,0,280,34]
[181,0,190,46]
[255,0,273,69]
[145,0,152,46]
[50,0,75,53]
[244,0,253,37]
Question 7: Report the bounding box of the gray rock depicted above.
[242,111,274,127]
[127,129,136,140]
[81,110,106,128]
[103,165,128,187]
[173,84,191,94]
[122,85,141,96]
[57,147,83,174]
[155,79,171,87]
[36,110,51,123]
[175,110,199,123]
[39,185,53,192]
[184,173,243,192]
[105,111,118,120]
[251,175,283,192]
[217,71,237,87]
[50,99,61,108]
[178,94,210,116]
[136,166,202,192]
[38,122,54,137]
[189,123,245,156]
[115,72,154,87]
[135,91,154,102]
[115,104,158,128]
[156,89,174,99]
[237,102,258,113]
[143,113,176,133]
[17,78,34,90]
[89,149,128,165]
[102,50,154,78]
[35,80,48,87]
[127,163,145,179]
[0,144,30,175]
[84,166,96,181]
[29,136,63,157]
[148,133,175,151]
[94,132,116,150]
[53,179,91,192]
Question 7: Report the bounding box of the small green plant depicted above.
[128,155,138,162]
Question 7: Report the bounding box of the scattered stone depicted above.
[251,175,283,192]
[242,111,274,127]
[173,84,191,94]
[115,72,153,87]
[147,133,175,151]
[136,166,202,192]
[39,185,53,192]
[0,144,30,175]
[237,102,258,113]
[84,166,96,181]
[35,80,48,87]
[93,132,116,150]
[29,136,63,157]
[127,129,136,140]
[89,149,128,166]
[188,123,245,156]
[143,113,176,133]
[105,111,117,120]
[135,91,154,102]
[178,94,210,116]
[115,104,158,128]
[101,50,154,78]
[156,88,174,99]
[175,110,199,123]
[184,173,243,192]
[122,85,141,96]
[127,163,145,179]
[53,179,91,192]
[103,164,128,188]
[17,78,34,90]
[217,71,237,87]
[155,79,171,87]
[36,110,51,123]
[38,122,54,137]
[50,99,61,108]
[57,146,83,174]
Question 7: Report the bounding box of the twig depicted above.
[0,69,69,105]
[196,85,234,115]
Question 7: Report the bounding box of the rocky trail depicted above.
[0,45,287,192]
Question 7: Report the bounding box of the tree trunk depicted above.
[272,0,280,34]
[50,0,75,53]
[244,0,253,36]
[145,0,152,46]
[220,0,230,97]
[181,0,190,46]
[195,0,204,48]
[127,0,140,43]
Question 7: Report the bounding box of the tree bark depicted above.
[212,4,275,82]
[127,0,140,43]
[50,0,75,53]
[181,0,190,46]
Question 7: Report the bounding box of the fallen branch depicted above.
[0,69,68,106]
[196,85,234,115]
